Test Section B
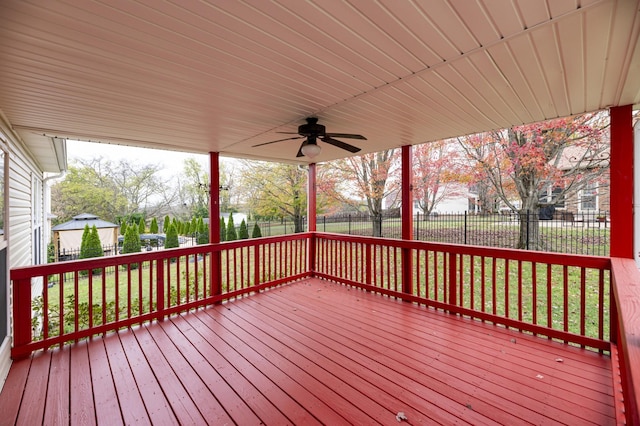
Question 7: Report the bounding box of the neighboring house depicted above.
[0,116,67,388]
[52,213,119,261]
[540,145,611,218]
[413,183,479,215]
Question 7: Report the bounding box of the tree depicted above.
[239,162,307,233]
[165,224,179,249]
[149,217,159,234]
[196,217,209,244]
[163,215,170,233]
[226,213,237,241]
[80,224,90,256]
[52,157,175,225]
[80,225,103,274]
[251,222,262,238]
[189,217,198,237]
[413,140,464,217]
[138,217,146,234]
[331,149,399,237]
[220,217,226,242]
[458,113,609,249]
[239,219,249,239]
[178,158,237,217]
[51,164,126,224]
[120,221,127,236]
[121,225,141,269]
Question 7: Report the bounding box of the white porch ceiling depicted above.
[0,0,639,169]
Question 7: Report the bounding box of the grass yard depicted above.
[35,232,610,348]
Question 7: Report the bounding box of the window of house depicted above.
[551,186,565,208]
[580,182,598,211]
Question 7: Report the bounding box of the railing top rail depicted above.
[11,233,314,280]
[314,232,611,269]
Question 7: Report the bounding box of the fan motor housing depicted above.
[298,118,325,136]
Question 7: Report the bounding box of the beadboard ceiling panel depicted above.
[0,0,638,167]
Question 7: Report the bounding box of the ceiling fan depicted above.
[252,117,366,158]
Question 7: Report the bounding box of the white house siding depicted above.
[0,118,46,390]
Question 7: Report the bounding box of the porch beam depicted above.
[308,163,317,274]
[209,152,220,244]
[610,105,634,258]
[209,152,221,297]
[307,163,317,232]
[401,145,413,295]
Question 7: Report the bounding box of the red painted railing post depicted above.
[12,277,32,357]
[308,232,316,275]
[254,244,261,286]
[156,259,165,320]
[401,145,414,296]
[448,252,457,307]
[211,246,222,298]
[365,243,372,285]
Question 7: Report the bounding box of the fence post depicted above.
[526,210,530,250]
[464,211,468,245]
[348,214,352,235]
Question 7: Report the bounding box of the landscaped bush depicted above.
[252,222,262,238]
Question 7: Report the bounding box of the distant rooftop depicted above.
[52,214,119,231]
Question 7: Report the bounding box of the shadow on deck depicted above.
[0,278,615,425]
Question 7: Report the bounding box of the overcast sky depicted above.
[66,139,209,178]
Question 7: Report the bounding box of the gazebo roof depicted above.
[1,0,638,166]
[51,214,119,231]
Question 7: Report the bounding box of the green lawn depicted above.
[35,232,610,347]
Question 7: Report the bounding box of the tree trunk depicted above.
[293,214,304,233]
[517,209,542,250]
[371,214,383,237]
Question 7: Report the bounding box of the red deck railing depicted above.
[314,233,612,351]
[10,232,639,423]
[10,234,309,359]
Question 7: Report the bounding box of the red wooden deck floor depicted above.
[0,278,616,425]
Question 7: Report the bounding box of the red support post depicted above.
[209,152,222,297]
[401,145,414,295]
[209,152,220,244]
[610,105,633,258]
[308,163,317,274]
[12,278,32,358]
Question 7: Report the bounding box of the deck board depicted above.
[88,339,122,426]
[269,282,614,422]
[0,278,617,425]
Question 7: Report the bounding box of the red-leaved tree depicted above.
[458,112,609,249]
[330,149,399,237]
[413,139,466,217]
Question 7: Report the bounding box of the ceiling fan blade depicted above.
[252,136,303,147]
[322,136,362,153]
[325,133,367,140]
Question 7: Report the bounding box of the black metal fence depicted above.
[316,210,610,256]
[53,210,610,263]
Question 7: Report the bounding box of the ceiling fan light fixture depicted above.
[301,142,321,158]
